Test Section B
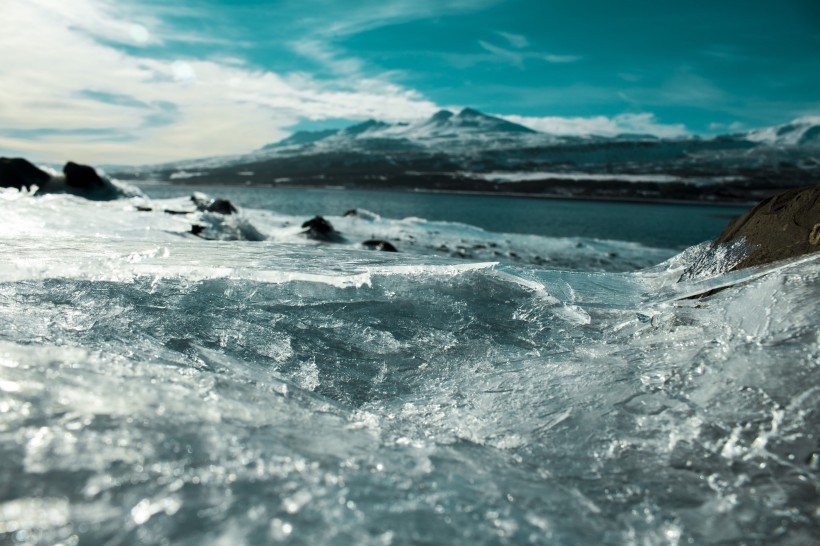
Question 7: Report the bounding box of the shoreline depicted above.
[133,180,756,209]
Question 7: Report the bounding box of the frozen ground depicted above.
[0,189,818,545]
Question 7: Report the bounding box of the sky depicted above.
[1,0,819,164]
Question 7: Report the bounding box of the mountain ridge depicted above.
[738,116,820,147]
[110,109,820,205]
[261,108,539,150]
[261,109,820,152]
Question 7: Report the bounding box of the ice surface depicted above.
[0,190,818,545]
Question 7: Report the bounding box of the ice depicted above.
[0,190,817,544]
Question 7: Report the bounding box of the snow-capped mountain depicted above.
[262,108,541,150]
[390,107,537,138]
[111,109,820,205]
[740,116,820,147]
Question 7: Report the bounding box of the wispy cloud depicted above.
[289,39,366,77]
[616,69,731,111]
[478,40,527,68]
[709,121,746,132]
[542,54,581,64]
[501,113,688,138]
[477,40,581,68]
[311,0,504,36]
[496,31,528,49]
[288,0,510,79]
[22,0,162,47]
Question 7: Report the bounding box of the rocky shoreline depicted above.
[4,155,818,270]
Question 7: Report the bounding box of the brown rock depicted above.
[715,184,820,270]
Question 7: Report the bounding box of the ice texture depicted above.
[0,189,818,545]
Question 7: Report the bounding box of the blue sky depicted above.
[1,0,818,164]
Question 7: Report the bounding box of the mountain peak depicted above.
[449,108,536,134]
[457,107,485,118]
[343,119,391,136]
[264,107,539,150]
[430,110,455,123]
[262,128,338,149]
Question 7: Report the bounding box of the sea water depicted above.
[0,186,817,545]
[140,185,747,248]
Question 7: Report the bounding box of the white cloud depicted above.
[314,0,503,36]
[289,39,366,77]
[542,54,582,64]
[501,113,688,138]
[478,40,526,68]
[0,0,440,164]
[708,121,746,133]
[478,40,580,67]
[496,31,528,49]
[23,0,162,47]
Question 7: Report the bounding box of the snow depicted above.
[743,116,820,147]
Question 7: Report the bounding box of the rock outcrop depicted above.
[0,157,144,199]
[362,239,398,252]
[63,161,106,190]
[714,184,820,270]
[54,161,143,200]
[0,157,51,190]
[301,216,344,242]
[191,192,238,215]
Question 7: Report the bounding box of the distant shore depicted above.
[132,178,761,208]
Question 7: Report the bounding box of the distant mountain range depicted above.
[736,116,820,147]
[259,108,820,151]
[264,108,538,150]
[113,108,820,204]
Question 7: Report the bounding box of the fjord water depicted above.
[0,187,818,545]
[140,185,747,248]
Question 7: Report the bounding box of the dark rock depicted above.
[190,192,238,214]
[207,199,238,215]
[190,225,205,236]
[343,209,358,217]
[362,239,398,252]
[0,157,51,190]
[135,205,153,212]
[63,161,105,190]
[714,184,820,270]
[301,216,344,242]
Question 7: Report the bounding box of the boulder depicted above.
[207,199,238,215]
[191,192,238,215]
[301,216,344,242]
[362,239,398,252]
[0,157,51,190]
[714,184,820,270]
[63,161,105,190]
